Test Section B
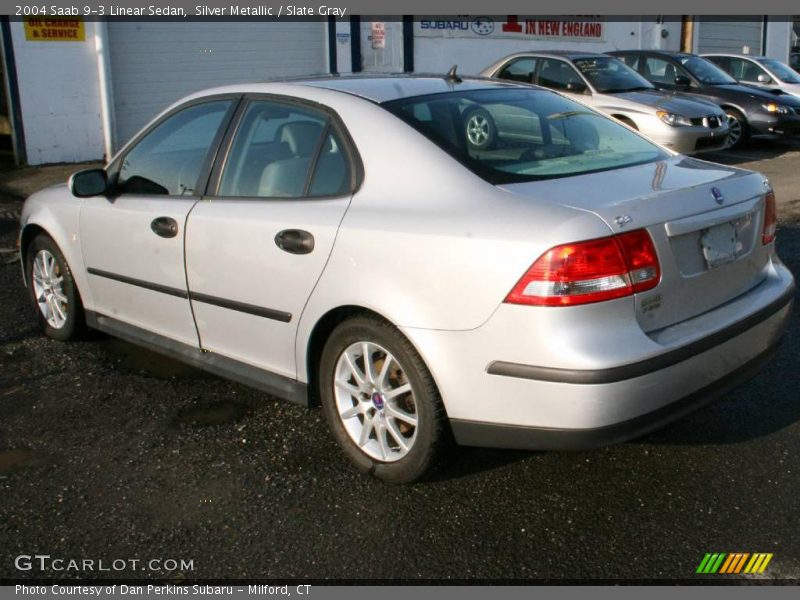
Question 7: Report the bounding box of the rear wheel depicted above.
[724,108,748,148]
[463,107,496,151]
[25,234,86,341]
[319,315,451,483]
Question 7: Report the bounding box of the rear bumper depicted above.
[403,258,794,450]
[451,341,779,450]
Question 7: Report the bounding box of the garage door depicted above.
[696,17,763,55]
[108,22,328,148]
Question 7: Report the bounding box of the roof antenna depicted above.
[445,65,462,83]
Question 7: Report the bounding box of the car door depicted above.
[185,97,358,379]
[79,97,237,345]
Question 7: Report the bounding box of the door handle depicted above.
[275,229,314,255]
[151,216,179,239]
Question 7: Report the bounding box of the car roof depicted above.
[509,49,609,60]
[294,73,526,103]
[702,53,769,59]
[611,50,695,59]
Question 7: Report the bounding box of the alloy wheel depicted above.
[333,341,418,462]
[726,114,742,147]
[32,249,68,329]
[466,114,491,147]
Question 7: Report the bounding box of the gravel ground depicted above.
[1,145,799,582]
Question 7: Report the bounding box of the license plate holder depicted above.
[701,221,740,268]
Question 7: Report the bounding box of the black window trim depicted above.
[105,94,244,201]
[205,93,364,202]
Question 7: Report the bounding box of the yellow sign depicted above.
[24,17,85,42]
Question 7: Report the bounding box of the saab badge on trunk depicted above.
[711,187,724,205]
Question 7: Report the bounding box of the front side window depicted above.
[117,101,232,196]
[384,88,668,184]
[218,100,350,198]
[677,56,736,85]
[536,59,584,90]
[498,58,537,83]
[617,54,640,70]
[758,58,800,83]
[728,58,768,82]
[572,56,653,93]
[644,57,686,85]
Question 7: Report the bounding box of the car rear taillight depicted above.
[762,190,777,245]
[505,229,660,307]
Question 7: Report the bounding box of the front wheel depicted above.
[319,315,452,483]
[25,233,86,341]
[724,108,748,149]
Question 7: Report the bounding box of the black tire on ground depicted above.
[25,233,86,341]
[724,108,749,149]
[319,314,453,483]
[462,107,497,151]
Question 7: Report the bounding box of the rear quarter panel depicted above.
[290,90,612,380]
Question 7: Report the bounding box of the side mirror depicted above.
[757,73,771,84]
[566,81,588,94]
[69,168,108,198]
[674,75,691,87]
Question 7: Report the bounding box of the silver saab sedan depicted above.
[19,75,794,483]
[481,51,730,154]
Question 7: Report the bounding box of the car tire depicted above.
[319,314,452,483]
[724,108,748,149]
[25,233,86,341]
[463,107,497,151]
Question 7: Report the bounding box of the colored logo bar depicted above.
[696,553,773,574]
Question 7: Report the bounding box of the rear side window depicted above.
[117,100,232,196]
[218,100,351,199]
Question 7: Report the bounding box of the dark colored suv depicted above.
[609,50,800,148]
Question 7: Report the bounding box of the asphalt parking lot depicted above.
[1,141,800,582]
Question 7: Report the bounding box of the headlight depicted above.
[761,103,793,115]
[656,111,693,127]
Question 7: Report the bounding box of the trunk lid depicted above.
[500,156,772,332]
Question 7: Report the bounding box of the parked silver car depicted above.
[702,53,800,99]
[481,51,730,154]
[19,75,793,482]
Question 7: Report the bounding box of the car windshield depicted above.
[383,88,667,184]
[758,58,800,83]
[678,56,737,85]
[572,56,654,93]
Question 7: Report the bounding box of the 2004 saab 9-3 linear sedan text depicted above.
[19,75,794,482]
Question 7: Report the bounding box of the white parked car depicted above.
[481,51,730,154]
[703,54,800,99]
[20,75,794,482]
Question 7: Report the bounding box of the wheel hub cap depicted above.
[371,392,385,410]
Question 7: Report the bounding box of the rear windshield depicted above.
[383,88,668,184]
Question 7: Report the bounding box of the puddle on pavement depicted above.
[173,399,248,427]
[0,449,43,475]
[102,338,205,380]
